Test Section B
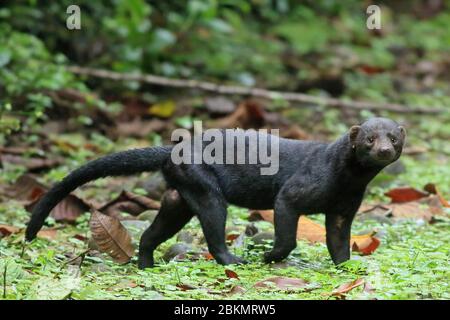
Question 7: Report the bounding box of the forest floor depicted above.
[1,107,449,300]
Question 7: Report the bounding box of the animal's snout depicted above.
[377,147,394,159]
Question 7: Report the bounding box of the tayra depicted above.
[25,117,406,269]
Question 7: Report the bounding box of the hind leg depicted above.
[163,163,244,265]
[138,189,193,269]
[180,189,245,265]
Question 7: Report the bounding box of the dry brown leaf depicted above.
[99,190,160,218]
[0,224,20,237]
[351,234,380,255]
[3,174,47,201]
[424,183,450,208]
[4,174,91,223]
[176,283,197,291]
[359,194,445,222]
[281,125,311,140]
[332,278,365,298]
[225,269,239,279]
[26,193,91,223]
[202,252,214,260]
[387,202,434,221]
[210,100,266,129]
[0,224,58,240]
[297,216,327,243]
[37,228,58,240]
[89,210,135,264]
[107,279,138,291]
[385,187,429,203]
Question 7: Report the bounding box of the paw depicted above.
[230,255,247,265]
[137,256,155,269]
[263,251,284,264]
[216,253,247,265]
[332,256,350,266]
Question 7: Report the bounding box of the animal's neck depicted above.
[327,134,381,187]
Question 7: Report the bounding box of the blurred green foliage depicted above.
[0,0,449,141]
[2,1,449,84]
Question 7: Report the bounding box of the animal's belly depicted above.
[214,166,279,209]
[226,193,276,210]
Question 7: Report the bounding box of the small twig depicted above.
[77,251,87,271]
[174,265,181,285]
[67,66,448,115]
[3,262,7,299]
[20,240,27,258]
[60,249,91,270]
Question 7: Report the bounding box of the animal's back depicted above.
[198,130,329,208]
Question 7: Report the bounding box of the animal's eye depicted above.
[367,137,374,143]
[391,137,397,143]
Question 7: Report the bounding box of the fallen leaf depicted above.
[26,193,91,223]
[210,100,266,129]
[3,174,47,201]
[148,100,176,118]
[351,234,380,255]
[4,174,91,223]
[89,210,135,264]
[385,187,429,203]
[386,202,434,221]
[332,278,365,298]
[202,252,214,260]
[176,283,197,291]
[225,269,239,279]
[359,195,445,223]
[99,190,160,218]
[358,64,385,75]
[254,276,310,291]
[73,234,88,241]
[281,125,311,140]
[226,233,240,242]
[248,209,275,222]
[37,228,58,240]
[0,224,20,237]
[297,216,327,243]
[424,183,450,208]
[107,279,138,291]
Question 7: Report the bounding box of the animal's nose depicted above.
[378,147,393,158]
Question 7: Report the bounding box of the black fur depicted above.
[25,117,405,268]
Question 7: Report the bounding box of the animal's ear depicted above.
[399,126,406,140]
[349,125,361,143]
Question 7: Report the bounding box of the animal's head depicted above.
[349,117,406,168]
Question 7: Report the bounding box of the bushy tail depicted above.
[25,146,172,241]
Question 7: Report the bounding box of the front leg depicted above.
[264,199,300,263]
[325,211,356,265]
